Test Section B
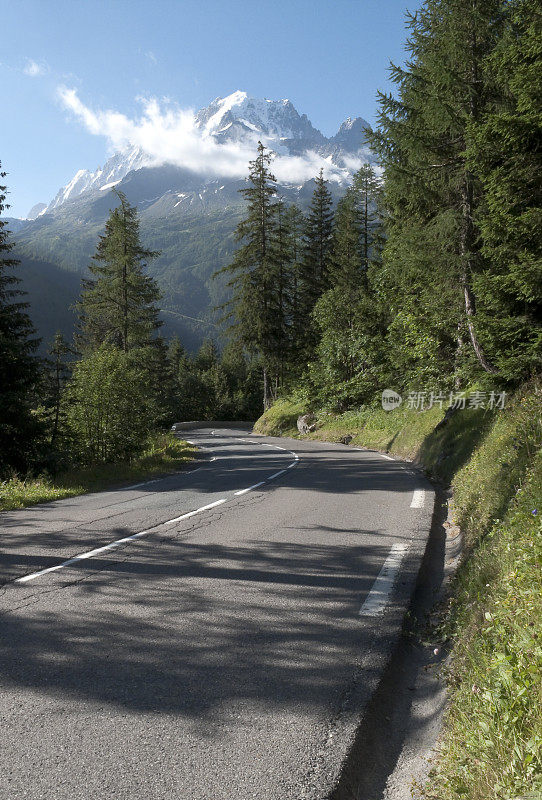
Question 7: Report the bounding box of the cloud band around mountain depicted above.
[57,87,353,186]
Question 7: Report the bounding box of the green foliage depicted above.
[468,0,542,381]
[35,331,75,475]
[163,338,261,422]
[424,387,542,800]
[253,397,305,436]
[0,163,42,476]
[66,345,155,464]
[309,163,388,408]
[296,170,334,355]
[219,143,291,408]
[309,288,389,409]
[370,0,508,382]
[76,190,162,352]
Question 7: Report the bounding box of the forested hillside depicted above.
[221,0,540,410]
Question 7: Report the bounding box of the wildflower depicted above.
[532,509,538,516]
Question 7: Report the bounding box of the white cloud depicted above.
[57,87,352,186]
[24,59,48,77]
[145,50,158,64]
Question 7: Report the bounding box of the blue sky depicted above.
[2,0,420,217]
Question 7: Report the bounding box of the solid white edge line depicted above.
[164,498,227,525]
[234,481,265,496]
[410,489,425,508]
[380,453,394,461]
[15,499,229,584]
[359,543,408,616]
[16,434,301,584]
[124,478,161,490]
[267,469,287,480]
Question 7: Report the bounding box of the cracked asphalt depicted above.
[0,428,434,800]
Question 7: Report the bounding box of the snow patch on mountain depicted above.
[44,146,149,213]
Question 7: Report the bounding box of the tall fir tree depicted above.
[299,169,334,308]
[353,164,382,282]
[282,203,305,337]
[468,0,542,380]
[370,0,507,387]
[0,163,41,475]
[295,170,334,359]
[273,199,295,386]
[43,331,73,458]
[219,143,288,409]
[310,163,387,407]
[77,190,161,353]
[329,187,363,290]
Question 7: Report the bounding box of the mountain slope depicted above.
[10,91,374,351]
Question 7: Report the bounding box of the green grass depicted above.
[309,404,445,459]
[255,398,447,460]
[255,384,542,797]
[253,397,306,436]
[0,433,195,512]
[422,386,542,800]
[425,450,542,800]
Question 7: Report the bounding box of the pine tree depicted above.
[167,335,185,377]
[77,190,161,352]
[273,199,295,386]
[354,164,382,281]
[137,336,178,426]
[329,188,363,290]
[43,331,73,457]
[299,169,334,308]
[469,0,542,380]
[0,164,41,475]
[370,0,506,386]
[310,163,387,406]
[283,203,305,350]
[220,340,262,420]
[219,143,287,409]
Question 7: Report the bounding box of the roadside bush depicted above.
[66,345,154,465]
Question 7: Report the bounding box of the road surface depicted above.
[0,427,434,800]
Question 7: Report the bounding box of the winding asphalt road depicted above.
[0,427,434,800]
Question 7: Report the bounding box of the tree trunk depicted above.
[459,178,498,374]
[263,366,270,411]
[454,319,464,390]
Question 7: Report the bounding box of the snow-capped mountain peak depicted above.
[195,91,324,144]
[199,90,249,132]
[40,93,375,216]
[332,116,371,150]
[45,145,149,212]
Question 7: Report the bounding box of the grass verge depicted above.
[0,432,195,512]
